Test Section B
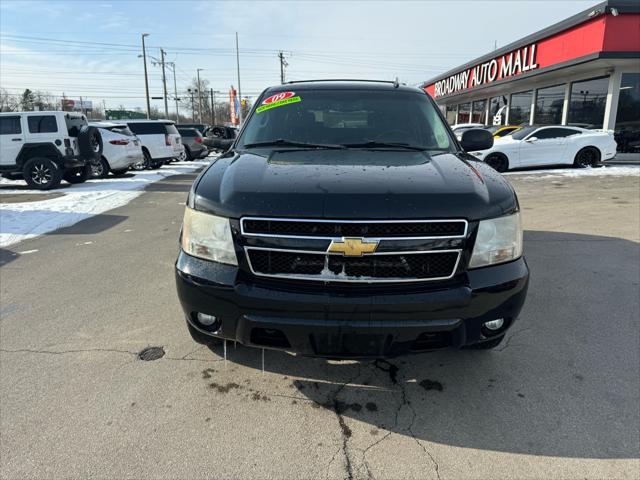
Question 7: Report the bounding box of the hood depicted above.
[193,149,517,221]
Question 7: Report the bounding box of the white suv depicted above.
[0,111,103,190]
[89,122,143,177]
[120,119,183,169]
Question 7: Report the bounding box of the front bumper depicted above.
[175,251,529,358]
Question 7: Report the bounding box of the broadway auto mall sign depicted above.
[431,44,539,98]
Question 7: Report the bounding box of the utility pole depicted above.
[210,88,215,125]
[160,48,169,118]
[187,88,197,121]
[235,32,243,125]
[196,68,204,123]
[141,33,151,119]
[278,51,288,84]
[168,62,179,121]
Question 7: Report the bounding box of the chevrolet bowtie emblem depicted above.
[327,237,379,257]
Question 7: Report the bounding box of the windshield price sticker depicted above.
[257,91,301,113]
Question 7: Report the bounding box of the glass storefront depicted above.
[614,73,640,153]
[472,99,487,124]
[489,96,508,126]
[534,84,565,125]
[445,104,457,125]
[567,76,609,128]
[457,102,471,123]
[509,90,533,125]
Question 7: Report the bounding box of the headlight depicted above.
[181,207,237,265]
[469,212,523,268]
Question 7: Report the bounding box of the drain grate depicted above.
[138,346,165,361]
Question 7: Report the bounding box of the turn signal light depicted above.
[109,139,129,145]
[165,134,171,146]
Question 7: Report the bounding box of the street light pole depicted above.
[169,63,179,121]
[141,33,151,119]
[235,32,243,125]
[196,68,204,123]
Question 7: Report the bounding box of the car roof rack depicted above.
[284,79,405,86]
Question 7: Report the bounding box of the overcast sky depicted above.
[0,0,598,111]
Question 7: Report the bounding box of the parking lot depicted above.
[0,164,638,479]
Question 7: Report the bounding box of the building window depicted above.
[489,96,508,125]
[445,105,457,125]
[567,76,609,128]
[472,99,487,124]
[614,73,640,153]
[509,90,533,126]
[534,84,565,125]
[457,102,470,123]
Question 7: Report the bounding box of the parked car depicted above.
[177,128,209,161]
[120,120,183,169]
[176,80,529,357]
[470,125,618,172]
[0,111,102,190]
[451,123,486,140]
[485,125,521,138]
[88,122,143,177]
[177,123,210,135]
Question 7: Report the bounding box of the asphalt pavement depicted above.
[1,168,638,479]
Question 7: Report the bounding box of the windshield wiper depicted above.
[242,139,346,150]
[341,141,430,151]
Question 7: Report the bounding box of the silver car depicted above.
[177,128,208,161]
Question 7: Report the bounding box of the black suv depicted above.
[175,80,529,358]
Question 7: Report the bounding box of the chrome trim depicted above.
[244,246,462,283]
[240,217,468,241]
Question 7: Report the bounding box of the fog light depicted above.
[483,318,505,331]
[197,313,218,326]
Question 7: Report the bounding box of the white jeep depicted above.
[0,111,103,190]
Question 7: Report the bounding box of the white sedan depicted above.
[469,125,617,172]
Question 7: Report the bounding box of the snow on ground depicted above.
[503,165,640,178]
[0,159,213,247]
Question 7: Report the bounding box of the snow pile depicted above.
[0,159,213,247]
[504,165,640,178]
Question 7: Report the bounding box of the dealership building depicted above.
[422,0,640,154]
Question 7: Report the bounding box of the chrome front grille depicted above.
[240,217,467,283]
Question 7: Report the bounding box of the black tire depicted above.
[149,157,163,169]
[90,157,110,178]
[132,150,151,171]
[465,335,505,350]
[77,125,103,161]
[110,168,129,176]
[22,157,63,190]
[574,147,600,168]
[485,153,509,173]
[184,147,193,161]
[63,164,91,184]
[186,320,222,346]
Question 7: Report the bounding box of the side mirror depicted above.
[460,128,493,152]
[525,136,538,143]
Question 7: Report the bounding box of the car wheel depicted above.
[465,335,504,350]
[574,147,600,168]
[149,158,163,169]
[178,150,187,162]
[184,148,193,161]
[110,168,129,176]
[63,164,91,184]
[90,158,110,178]
[132,150,151,170]
[485,153,509,173]
[186,320,222,346]
[22,157,63,190]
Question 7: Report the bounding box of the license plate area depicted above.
[310,332,391,357]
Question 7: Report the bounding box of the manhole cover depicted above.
[138,346,165,361]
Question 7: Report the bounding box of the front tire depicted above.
[63,164,91,184]
[574,147,600,168]
[22,157,63,190]
[90,157,110,178]
[485,153,509,173]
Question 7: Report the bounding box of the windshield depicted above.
[511,126,538,140]
[485,126,501,134]
[237,89,453,152]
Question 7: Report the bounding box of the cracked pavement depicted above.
[1,170,639,479]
